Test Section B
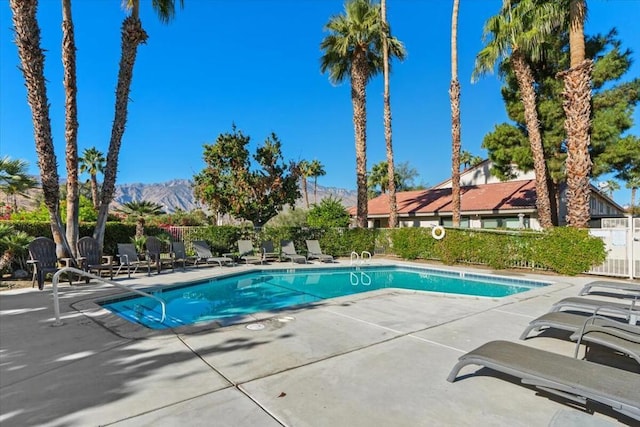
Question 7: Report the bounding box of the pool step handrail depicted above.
[350,251,372,265]
[51,266,166,326]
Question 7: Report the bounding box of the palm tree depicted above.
[298,160,312,208]
[0,156,38,211]
[474,0,563,229]
[561,0,593,228]
[116,200,165,238]
[320,0,405,228]
[380,0,405,228]
[450,0,462,227]
[460,150,483,169]
[94,0,183,247]
[8,0,69,255]
[62,0,80,258]
[79,147,106,210]
[0,224,32,273]
[308,159,326,204]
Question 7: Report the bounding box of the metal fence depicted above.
[588,216,639,279]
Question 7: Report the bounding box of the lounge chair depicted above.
[280,240,306,264]
[305,239,333,263]
[115,243,149,278]
[579,280,640,296]
[27,237,72,290]
[145,236,175,275]
[550,296,639,320]
[520,310,635,340]
[237,240,262,264]
[570,319,640,364]
[170,241,197,270]
[192,240,233,267]
[260,240,279,263]
[447,340,640,421]
[77,236,114,282]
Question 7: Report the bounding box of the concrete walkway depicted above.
[1,261,638,426]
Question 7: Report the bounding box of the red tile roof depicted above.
[351,180,537,216]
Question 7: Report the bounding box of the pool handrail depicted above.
[350,251,372,265]
[51,266,166,326]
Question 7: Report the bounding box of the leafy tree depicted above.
[79,147,106,210]
[597,135,640,211]
[193,126,301,227]
[266,209,309,228]
[307,196,351,228]
[483,29,639,222]
[320,0,405,228]
[368,160,419,197]
[116,200,165,238]
[0,156,38,211]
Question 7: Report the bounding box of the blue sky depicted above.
[1,0,638,207]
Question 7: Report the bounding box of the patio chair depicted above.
[77,236,114,282]
[520,310,636,340]
[305,240,333,263]
[579,280,640,296]
[170,241,197,270]
[260,240,279,263]
[115,243,150,278]
[447,340,640,421]
[550,296,639,319]
[27,237,72,290]
[280,240,306,264]
[192,240,233,267]
[569,317,640,364]
[237,240,262,265]
[145,236,175,275]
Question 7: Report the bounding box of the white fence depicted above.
[588,216,639,279]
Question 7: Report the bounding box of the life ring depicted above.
[432,226,446,240]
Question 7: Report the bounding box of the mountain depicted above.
[112,179,358,213]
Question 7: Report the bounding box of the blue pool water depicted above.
[100,266,548,330]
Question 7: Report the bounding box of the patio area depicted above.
[1,260,637,426]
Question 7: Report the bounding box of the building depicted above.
[354,160,625,230]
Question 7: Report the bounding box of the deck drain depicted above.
[277,316,295,323]
[246,323,265,331]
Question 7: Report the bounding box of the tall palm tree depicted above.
[79,147,106,209]
[298,160,312,208]
[94,0,183,247]
[320,0,405,228]
[0,156,38,210]
[474,0,563,229]
[62,0,80,257]
[309,159,326,204]
[450,0,462,227]
[116,200,165,238]
[561,0,593,228]
[380,0,405,228]
[8,0,69,255]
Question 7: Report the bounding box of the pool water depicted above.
[100,266,548,330]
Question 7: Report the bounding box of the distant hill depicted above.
[112,179,357,213]
[4,179,357,214]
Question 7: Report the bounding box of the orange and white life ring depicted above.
[432,225,446,240]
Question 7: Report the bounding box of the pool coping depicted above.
[70,260,563,340]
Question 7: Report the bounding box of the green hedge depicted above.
[389,226,606,275]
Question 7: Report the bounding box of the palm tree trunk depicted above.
[511,51,553,228]
[93,14,148,247]
[631,187,636,214]
[562,0,592,228]
[90,173,100,209]
[62,0,79,258]
[302,178,309,208]
[313,176,318,204]
[9,0,70,257]
[381,0,397,229]
[351,50,369,228]
[449,0,461,228]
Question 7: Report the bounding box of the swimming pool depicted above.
[100,266,549,330]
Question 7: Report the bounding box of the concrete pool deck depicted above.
[1,260,638,426]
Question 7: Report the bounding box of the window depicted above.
[441,217,470,228]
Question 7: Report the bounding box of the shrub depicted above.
[530,227,606,275]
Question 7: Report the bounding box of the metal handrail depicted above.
[51,267,166,326]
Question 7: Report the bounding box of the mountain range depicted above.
[112,179,357,213]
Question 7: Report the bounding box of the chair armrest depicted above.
[102,255,113,265]
[118,254,130,264]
